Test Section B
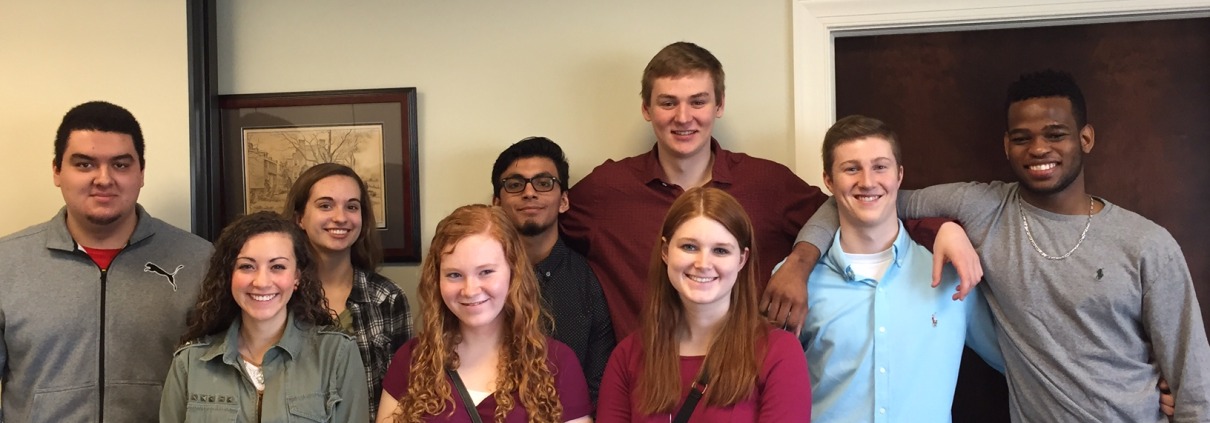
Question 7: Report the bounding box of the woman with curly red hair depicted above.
[596,187,811,422]
[376,205,591,423]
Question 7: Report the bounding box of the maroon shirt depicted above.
[596,327,811,422]
[381,338,592,422]
[562,140,946,339]
[562,140,822,339]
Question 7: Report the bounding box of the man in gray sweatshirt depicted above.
[0,101,213,422]
[783,70,1210,421]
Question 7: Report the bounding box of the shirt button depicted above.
[879,367,886,374]
[880,408,887,414]
[545,271,551,277]
[879,326,886,333]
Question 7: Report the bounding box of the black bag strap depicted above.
[672,371,710,423]
[446,369,485,423]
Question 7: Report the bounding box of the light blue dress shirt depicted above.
[800,221,1003,423]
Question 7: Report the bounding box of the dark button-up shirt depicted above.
[535,237,615,405]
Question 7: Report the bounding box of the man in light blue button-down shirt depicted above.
[796,115,1003,422]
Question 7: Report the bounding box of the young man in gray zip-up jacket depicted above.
[0,101,212,422]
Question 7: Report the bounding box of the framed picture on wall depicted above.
[214,88,421,263]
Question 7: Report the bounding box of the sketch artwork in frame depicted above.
[216,88,420,263]
[241,124,387,228]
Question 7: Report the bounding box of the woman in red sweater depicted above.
[597,187,811,422]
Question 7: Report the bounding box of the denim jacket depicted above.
[159,312,369,422]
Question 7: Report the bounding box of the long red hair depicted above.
[391,205,560,423]
[637,187,769,413]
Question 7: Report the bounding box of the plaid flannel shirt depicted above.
[347,268,413,421]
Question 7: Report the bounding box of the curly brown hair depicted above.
[638,187,767,413]
[179,211,333,344]
[391,205,561,423]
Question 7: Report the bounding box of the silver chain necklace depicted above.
[1017,192,1094,260]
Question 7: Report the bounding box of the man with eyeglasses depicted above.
[491,136,616,405]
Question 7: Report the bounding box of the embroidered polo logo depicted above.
[145,262,185,292]
[931,313,938,327]
[1096,268,1104,281]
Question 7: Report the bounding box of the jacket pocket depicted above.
[287,392,332,422]
[30,384,95,422]
[184,402,239,423]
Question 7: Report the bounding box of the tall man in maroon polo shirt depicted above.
[562,42,969,339]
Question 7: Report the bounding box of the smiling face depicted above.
[231,232,299,329]
[642,72,725,161]
[1004,96,1094,197]
[824,136,903,232]
[53,130,145,232]
[493,157,568,237]
[439,233,511,334]
[662,215,748,312]
[297,175,363,256]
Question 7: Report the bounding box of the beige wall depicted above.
[0,1,192,234]
[0,0,801,324]
[217,0,800,312]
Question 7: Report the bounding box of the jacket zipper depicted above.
[90,245,127,423]
[98,268,107,423]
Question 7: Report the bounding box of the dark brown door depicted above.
[835,16,1210,422]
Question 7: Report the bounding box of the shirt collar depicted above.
[821,219,911,284]
[348,268,371,303]
[46,204,152,252]
[199,312,305,365]
[638,139,732,186]
[535,237,571,277]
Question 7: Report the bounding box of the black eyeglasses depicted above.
[500,175,560,193]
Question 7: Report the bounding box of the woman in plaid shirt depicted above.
[284,163,414,421]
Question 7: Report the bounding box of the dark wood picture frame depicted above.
[212,88,421,263]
